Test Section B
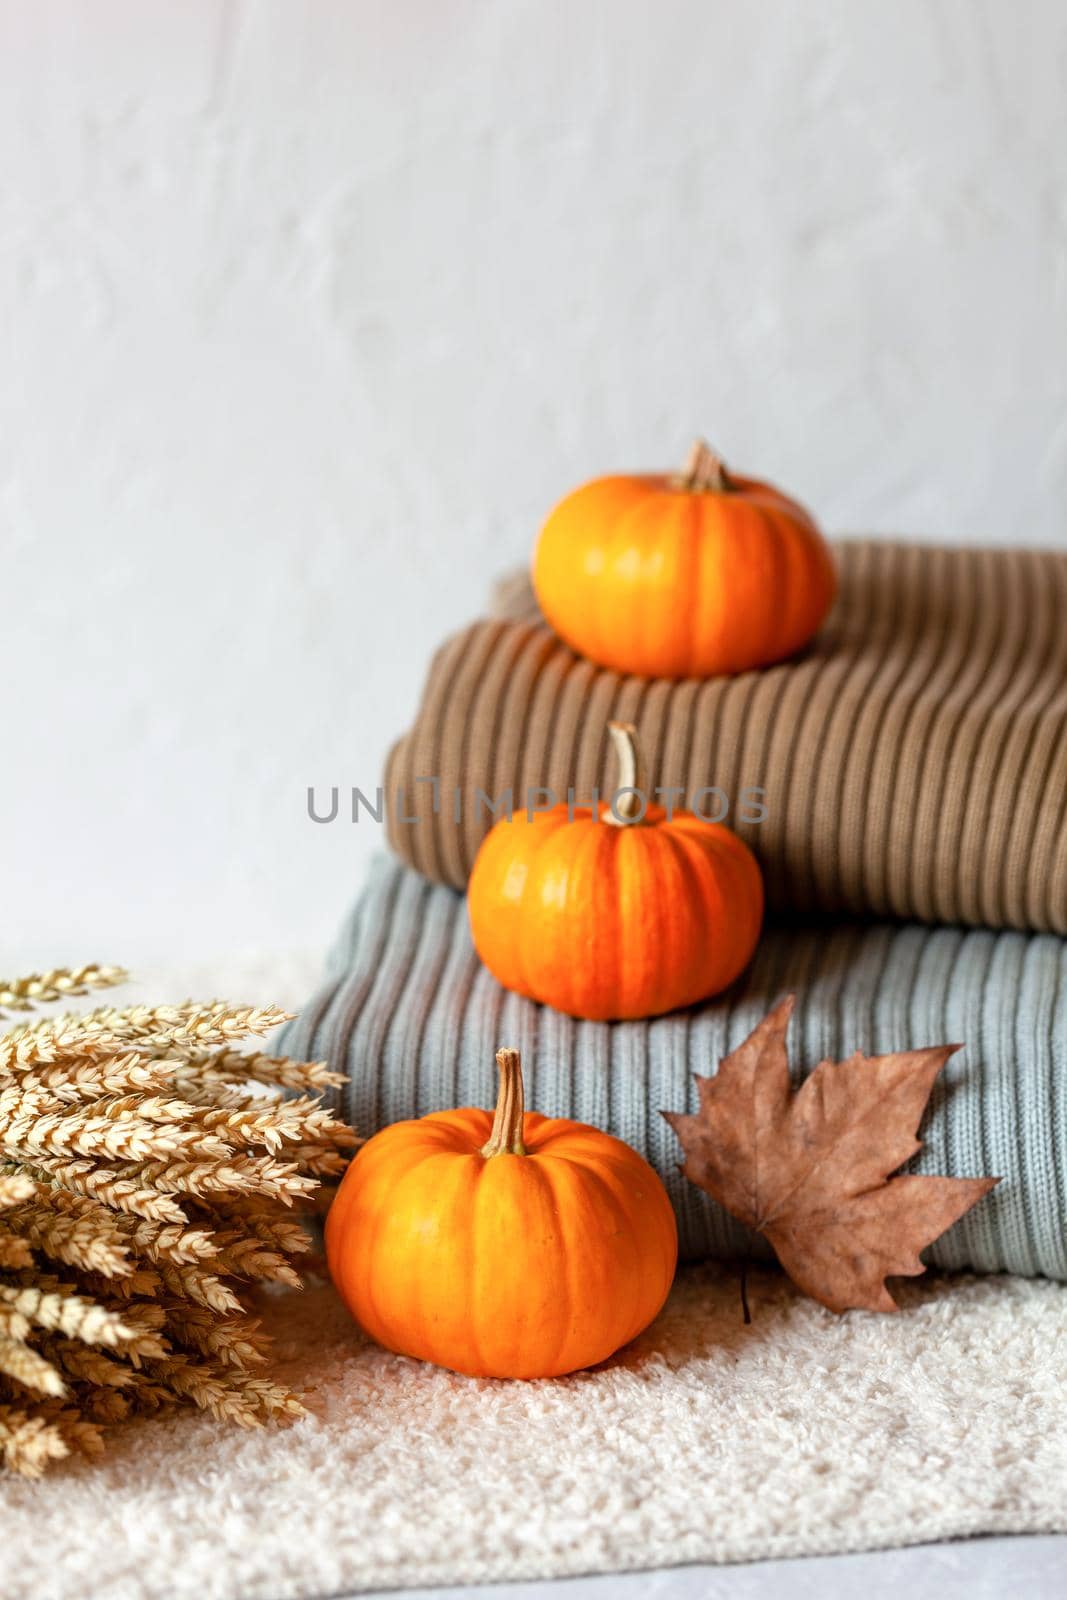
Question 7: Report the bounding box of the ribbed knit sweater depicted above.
[280,857,1067,1278]
[384,542,1067,933]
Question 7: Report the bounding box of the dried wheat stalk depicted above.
[0,966,357,1476]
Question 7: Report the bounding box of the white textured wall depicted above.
[2,1,1065,969]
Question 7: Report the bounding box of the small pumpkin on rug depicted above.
[326,1046,678,1378]
[532,438,837,679]
[468,719,763,1020]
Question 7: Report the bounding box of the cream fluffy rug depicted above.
[2,1265,1065,1600]
[2,959,1063,1598]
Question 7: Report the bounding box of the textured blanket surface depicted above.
[280,856,1067,1279]
[384,541,1067,934]
[3,1268,1065,1600]
[5,957,1063,1600]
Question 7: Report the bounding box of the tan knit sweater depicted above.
[385,541,1067,934]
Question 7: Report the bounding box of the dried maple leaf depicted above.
[662,996,998,1315]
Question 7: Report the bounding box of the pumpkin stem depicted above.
[605,720,648,826]
[480,1047,527,1158]
[675,438,731,493]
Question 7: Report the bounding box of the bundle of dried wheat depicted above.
[0,964,357,1476]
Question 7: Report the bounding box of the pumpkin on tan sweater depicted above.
[532,439,837,679]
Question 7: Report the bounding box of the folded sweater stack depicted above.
[283,541,1067,1276]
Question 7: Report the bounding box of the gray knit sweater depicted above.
[280,856,1067,1278]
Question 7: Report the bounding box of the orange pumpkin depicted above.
[468,721,763,1021]
[532,439,837,679]
[325,1046,677,1379]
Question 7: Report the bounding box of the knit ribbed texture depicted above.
[280,856,1067,1279]
[385,541,1067,933]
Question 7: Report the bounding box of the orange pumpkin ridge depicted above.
[532,438,837,679]
[468,721,764,1021]
[325,1047,678,1379]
